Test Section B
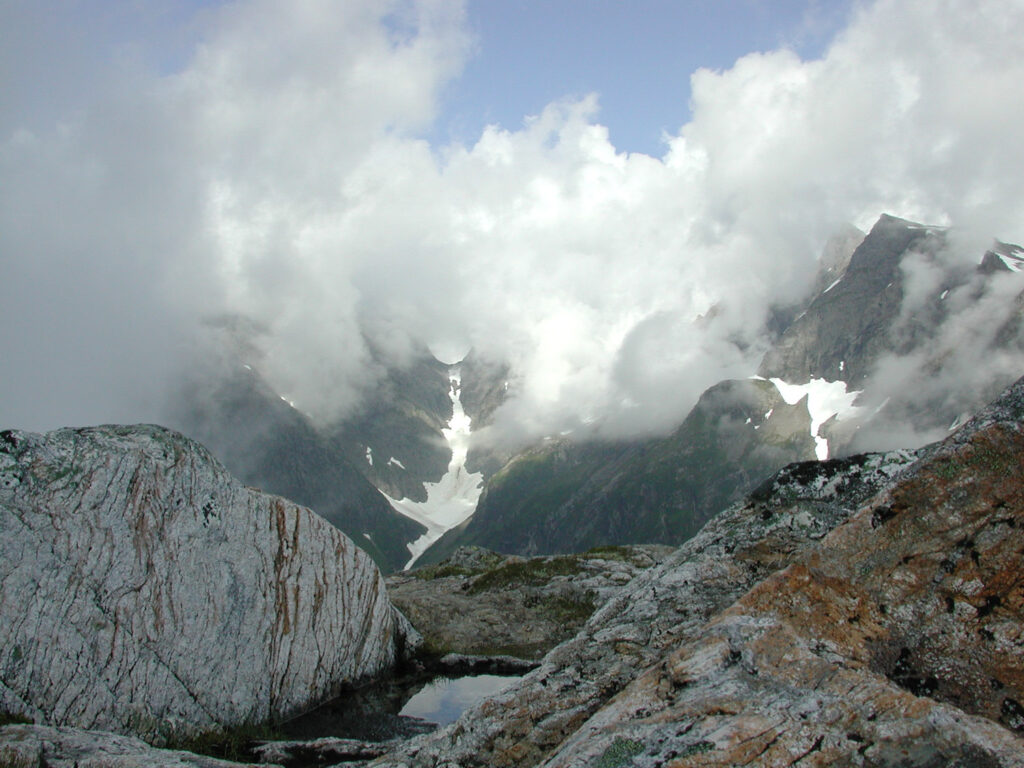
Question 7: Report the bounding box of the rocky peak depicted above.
[759,213,945,385]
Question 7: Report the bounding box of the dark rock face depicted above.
[426,378,816,561]
[459,351,513,478]
[371,375,1024,767]
[759,213,941,384]
[328,352,454,504]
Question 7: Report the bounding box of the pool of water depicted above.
[399,674,518,726]
[279,669,525,743]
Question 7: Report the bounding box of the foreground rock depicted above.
[388,545,673,659]
[0,724,272,768]
[371,375,1024,766]
[0,425,417,743]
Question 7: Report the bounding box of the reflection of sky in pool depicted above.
[399,675,519,726]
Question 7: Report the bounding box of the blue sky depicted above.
[444,0,854,154]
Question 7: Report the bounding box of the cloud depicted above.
[2,0,1024,451]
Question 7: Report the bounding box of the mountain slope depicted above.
[327,351,453,503]
[422,378,816,562]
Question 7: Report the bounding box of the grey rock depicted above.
[389,546,672,659]
[0,724,272,768]
[0,425,417,742]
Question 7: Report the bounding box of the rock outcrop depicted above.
[371,374,1024,767]
[0,724,265,768]
[388,545,673,659]
[0,425,417,743]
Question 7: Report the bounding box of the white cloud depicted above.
[2,0,1023,448]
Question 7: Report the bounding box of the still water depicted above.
[399,674,518,726]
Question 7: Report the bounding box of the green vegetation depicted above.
[932,441,1016,481]
[536,592,598,625]
[595,736,645,767]
[410,548,506,581]
[678,740,715,757]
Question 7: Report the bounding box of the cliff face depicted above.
[0,424,417,743]
[372,374,1024,767]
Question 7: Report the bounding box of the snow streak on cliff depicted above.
[387,367,484,569]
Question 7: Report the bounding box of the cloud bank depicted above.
[2,0,1023,446]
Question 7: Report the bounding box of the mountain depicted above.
[327,351,453,503]
[373,373,1024,767]
[423,214,1024,562]
[422,377,816,562]
[0,424,417,743]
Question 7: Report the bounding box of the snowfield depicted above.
[387,367,484,569]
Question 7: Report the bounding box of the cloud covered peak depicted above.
[2,0,1023,443]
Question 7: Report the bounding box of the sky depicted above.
[2,0,1024,445]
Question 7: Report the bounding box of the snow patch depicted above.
[823,278,841,293]
[387,456,406,470]
[388,367,484,570]
[770,378,863,460]
[999,254,1024,272]
[940,289,949,300]
[365,447,373,466]
[948,412,971,432]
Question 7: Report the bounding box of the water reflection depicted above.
[399,674,518,726]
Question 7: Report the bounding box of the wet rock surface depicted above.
[0,425,416,744]
[369,376,1024,766]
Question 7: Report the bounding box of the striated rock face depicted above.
[0,425,417,743]
[372,374,1024,767]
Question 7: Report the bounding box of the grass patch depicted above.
[581,545,655,567]
[537,592,598,629]
[0,712,32,727]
